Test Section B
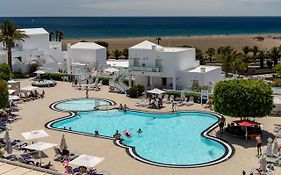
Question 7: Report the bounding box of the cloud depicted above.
[0,0,281,16]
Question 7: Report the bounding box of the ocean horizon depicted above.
[0,17,281,39]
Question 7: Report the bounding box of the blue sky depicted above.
[1,0,281,16]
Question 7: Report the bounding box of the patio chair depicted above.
[267,155,281,166]
[167,95,174,104]
[162,94,169,103]
[186,96,194,106]
[53,147,63,161]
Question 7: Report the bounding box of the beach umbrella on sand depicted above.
[3,129,11,144]
[266,138,273,157]
[272,138,279,156]
[60,135,68,151]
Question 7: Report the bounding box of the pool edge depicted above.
[45,99,234,168]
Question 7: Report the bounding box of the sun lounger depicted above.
[136,99,148,107]
[186,96,194,106]
[267,155,281,166]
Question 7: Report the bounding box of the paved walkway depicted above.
[0,162,50,175]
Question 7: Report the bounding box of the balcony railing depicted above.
[130,66,162,72]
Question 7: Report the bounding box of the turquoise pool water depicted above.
[53,98,112,112]
[50,101,230,166]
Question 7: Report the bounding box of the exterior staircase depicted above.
[109,68,129,92]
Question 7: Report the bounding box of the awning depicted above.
[9,95,20,101]
[70,154,104,168]
[147,88,166,95]
[21,130,49,140]
[20,86,38,92]
[233,119,260,127]
[33,70,46,74]
[8,90,15,95]
[23,142,57,151]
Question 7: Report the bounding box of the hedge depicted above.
[0,80,9,109]
[42,73,73,81]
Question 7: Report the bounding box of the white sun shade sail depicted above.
[147,88,166,95]
[33,70,46,74]
[21,130,49,140]
[70,154,104,168]
[9,95,20,101]
[8,90,15,95]
[21,86,38,92]
[23,142,57,151]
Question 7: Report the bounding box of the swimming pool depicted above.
[47,99,232,168]
[50,98,115,112]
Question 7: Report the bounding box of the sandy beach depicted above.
[62,34,281,52]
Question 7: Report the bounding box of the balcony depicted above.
[130,66,162,72]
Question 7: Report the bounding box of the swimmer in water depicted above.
[137,128,142,134]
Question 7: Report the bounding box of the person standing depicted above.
[256,135,262,156]
[86,86,89,98]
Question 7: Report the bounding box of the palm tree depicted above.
[205,48,216,63]
[242,46,251,55]
[269,47,281,66]
[251,46,259,57]
[232,53,248,74]
[216,46,236,77]
[58,31,64,42]
[55,31,60,41]
[256,50,267,68]
[49,32,54,41]
[0,20,29,70]
[156,37,161,45]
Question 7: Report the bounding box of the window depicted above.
[133,58,140,66]
[162,78,167,86]
[16,57,22,62]
[156,59,162,67]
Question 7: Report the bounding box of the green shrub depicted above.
[213,79,273,118]
[43,73,73,81]
[127,85,145,98]
[98,77,111,85]
[0,80,8,109]
[0,64,12,81]
[272,79,281,87]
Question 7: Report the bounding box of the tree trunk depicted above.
[260,58,264,68]
[274,58,278,66]
[7,46,12,71]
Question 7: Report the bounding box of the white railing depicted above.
[130,66,162,72]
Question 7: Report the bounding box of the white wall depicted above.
[129,48,198,78]
[15,33,49,50]
[69,48,106,66]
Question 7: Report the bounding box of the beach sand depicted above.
[62,34,281,52]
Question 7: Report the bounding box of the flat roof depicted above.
[130,40,192,52]
[71,42,105,50]
[187,66,220,73]
[19,28,48,35]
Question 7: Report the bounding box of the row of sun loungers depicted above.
[136,95,194,108]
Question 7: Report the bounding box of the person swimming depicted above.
[137,128,142,134]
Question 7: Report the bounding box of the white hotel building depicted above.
[0,28,66,73]
[128,40,223,90]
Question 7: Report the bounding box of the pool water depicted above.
[50,101,231,167]
[53,98,112,112]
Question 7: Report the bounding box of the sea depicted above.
[0,17,281,39]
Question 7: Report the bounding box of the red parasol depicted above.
[233,119,260,141]
[233,119,260,127]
